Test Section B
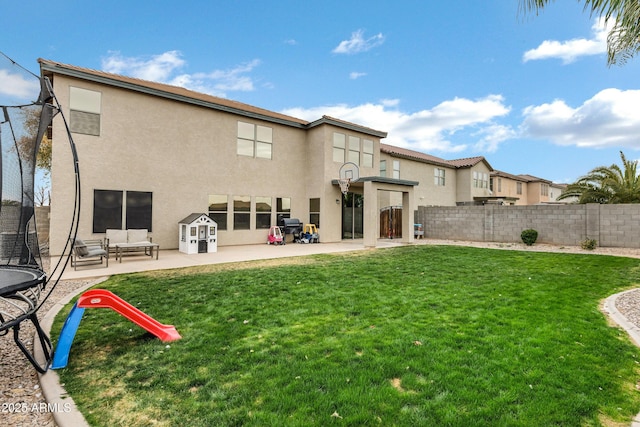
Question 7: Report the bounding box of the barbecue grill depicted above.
[279,218,303,243]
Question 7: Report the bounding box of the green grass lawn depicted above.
[53,245,640,426]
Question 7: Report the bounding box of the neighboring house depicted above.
[41,59,567,255]
[490,171,562,205]
[379,145,494,208]
[490,170,530,205]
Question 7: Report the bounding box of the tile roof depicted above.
[38,58,307,126]
[39,59,390,138]
[380,144,452,167]
[380,143,492,170]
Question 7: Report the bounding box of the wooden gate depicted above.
[380,206,402,238]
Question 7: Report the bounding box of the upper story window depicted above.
[70,87,101,136]
[348,136,360,165]
[434,168,445,186]
[541,183,549,196]
[473,171,488,188]
[517,182,523,195]
[237,121,272,159]
[333,133,346,162]
[380,160,387,177]
[392,160,400,179]
[362,139,374,168]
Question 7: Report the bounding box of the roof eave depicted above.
[39,60,308,129]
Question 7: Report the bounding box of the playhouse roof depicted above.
[179,213,215,224]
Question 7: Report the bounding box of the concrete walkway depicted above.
[59,240,403,280]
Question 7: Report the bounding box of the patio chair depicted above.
[72,238,108,270]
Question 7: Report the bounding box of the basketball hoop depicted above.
[338,162,360,195]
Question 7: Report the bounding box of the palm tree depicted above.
[558,151,640,203]
[520,0,640,65]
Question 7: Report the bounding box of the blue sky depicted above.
[3,0,640,184]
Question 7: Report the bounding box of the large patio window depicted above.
[92,189,153,233]
[208,195,228,230]
[234,195,251,230]
[309,198,320,228]
[93,190,123,233]
[256,196,272,229]
[276,197,291,223]
[126,191,152,231]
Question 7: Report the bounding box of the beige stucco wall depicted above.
[50,75,314,254]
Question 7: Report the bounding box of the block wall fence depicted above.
[415,203,640,248]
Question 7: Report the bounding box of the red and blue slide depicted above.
[52,289,181,369]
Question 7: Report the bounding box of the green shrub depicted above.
[581,238,598,250]
[521,229,538,246]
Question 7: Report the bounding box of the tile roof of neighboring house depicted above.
[447,156,491,169]
[380,143,492,170]
[491,170,530,182]
[38,59,386,138]
[517,174,553,184]
[380,144,451,167]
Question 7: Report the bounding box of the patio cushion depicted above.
[127,229,149,243]
[74,239,89,256]
[106,229,128,245]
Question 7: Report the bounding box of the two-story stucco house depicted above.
[41,59,419,255]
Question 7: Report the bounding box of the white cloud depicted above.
[349,71,367,79]
[522,88,640,148]
[333,30,385,54]
[101,51,261,97]
[0,69,40,101]
[523,18,610,64]
[282,95,512,153]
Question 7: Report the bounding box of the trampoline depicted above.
[0,52,80,373]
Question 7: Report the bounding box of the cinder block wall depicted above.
[415,203,640,248]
